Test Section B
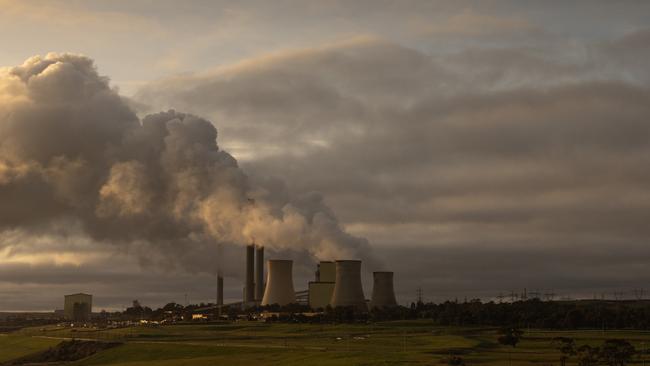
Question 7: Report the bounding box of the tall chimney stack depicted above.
[255,246,265,301]
[216,275,224,306]
[244,244,255,303]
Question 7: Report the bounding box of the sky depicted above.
[1,0,650,311]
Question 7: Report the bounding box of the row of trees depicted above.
[121,298,650,330]
[419,299,650,329]
[447,336,638,366]
[552,337,638,366]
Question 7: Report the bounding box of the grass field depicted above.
[0,334,61,363]
[3,321,650,365]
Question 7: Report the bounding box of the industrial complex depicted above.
[57,244,397,323]
[228,244,397,311]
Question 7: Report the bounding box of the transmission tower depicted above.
[544,292,556,301]
[633,288,644,301]
[509,291,518,302]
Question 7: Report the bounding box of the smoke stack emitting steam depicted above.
[0,54,379,277]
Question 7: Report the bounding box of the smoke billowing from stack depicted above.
[0,53,378,273]
[370,271,397,308]
[261,260,295,306]
[330,260,367,311]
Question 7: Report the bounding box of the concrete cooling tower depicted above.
[370,271,398,308]
[261,260,296,306]
[330,260,367,311]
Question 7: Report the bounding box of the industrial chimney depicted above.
[217,275,224,306]
[330,260,367,311]
[244,244,255,303]
[255,246,265,301]
[370,271,398,308]
[261,260,296,306]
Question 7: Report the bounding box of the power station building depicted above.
[308,261,335,309]
[64,293,92,322]
[240,246,398,311]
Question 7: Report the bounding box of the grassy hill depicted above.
[3,321,650,365]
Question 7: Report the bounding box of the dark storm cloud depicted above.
[135,33,650,301]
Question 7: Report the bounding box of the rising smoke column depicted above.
[0,53,373,271]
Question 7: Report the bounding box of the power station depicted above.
[236,246,398,311]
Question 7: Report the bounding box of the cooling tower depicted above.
[261,260,296,306]
[370,271,398,308]
[255,246,265,301]
[330,260,367,311]
[244,244,255,303]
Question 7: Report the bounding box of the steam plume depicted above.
[0,53,373,271]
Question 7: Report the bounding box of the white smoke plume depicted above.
[0,53,374,272]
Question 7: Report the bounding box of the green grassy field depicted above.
[0,334,61,363]
[4,321,650,365]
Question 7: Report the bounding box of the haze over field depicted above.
[1,0,650,311]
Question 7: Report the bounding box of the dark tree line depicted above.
[417,299,650,329]
[124,298,650,329]
[553,337,637,366]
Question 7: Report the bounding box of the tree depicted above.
[552,337,576,366]
[498,327,523,348]
[576,345,600,366]
[446,355,465,365]
[599,339,636,366]
[498,327,523,366]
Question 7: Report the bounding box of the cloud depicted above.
[134,35,650,301]
[0,52,377,289]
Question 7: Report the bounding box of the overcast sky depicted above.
[1,1,650,311]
